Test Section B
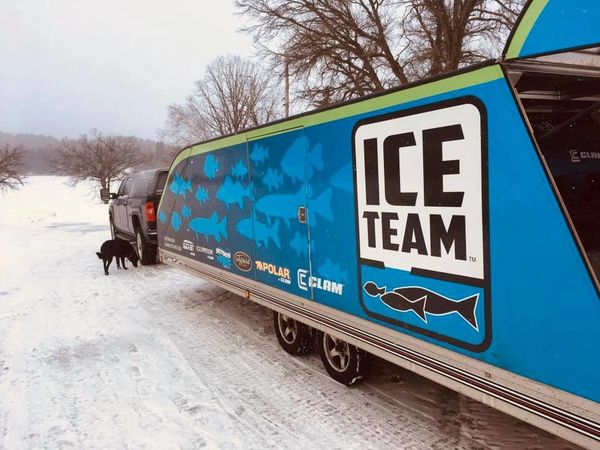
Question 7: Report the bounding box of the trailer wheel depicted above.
[273,311,312,356]
[317,331,368,386]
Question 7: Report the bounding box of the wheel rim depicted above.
[277,313,298,344]
[136,232,143,260]
[323,334,350,372]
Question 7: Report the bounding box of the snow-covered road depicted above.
[0,177,578,449]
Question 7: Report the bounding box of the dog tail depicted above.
[96,252,103,259]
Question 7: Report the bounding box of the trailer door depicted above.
[247,128,313,299]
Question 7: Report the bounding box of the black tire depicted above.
[135,227,157,265]
[273,311,312,356]
[109,216,116,240]
[317,331,369,386]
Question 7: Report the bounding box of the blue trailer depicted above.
[157,1,600,446]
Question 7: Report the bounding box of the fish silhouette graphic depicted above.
[318,258,348,283]
[188,212,228,242]
[263,168,284,192]
[158,210,167,223]
[307,187,333,226]
[289,231,308,257]
[364,282,479,330]
[236,214,281,249]
[255,188,305,228]
[216,176,253,210]
[171,211,182,232]
[181,204,191,219]
[280,138,324,183]
[230,160,248,179]
[204,154,219,179]
[250,144,269,165]
[331,163,353,192]
[195,185,209,204]
[169,173,192,198]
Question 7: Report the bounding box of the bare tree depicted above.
[236,0,524,107]
[161,55,281,146]
[53,131,146,201]
[0,143,25,193]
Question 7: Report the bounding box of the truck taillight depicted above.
[145,201,156,222]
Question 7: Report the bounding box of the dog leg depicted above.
[122,257,128,270]
[116,257,121,270]
[103,258,109,276]
[106,256,113,275]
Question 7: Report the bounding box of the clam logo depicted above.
[297,269,344,295]
[353,99,487,282]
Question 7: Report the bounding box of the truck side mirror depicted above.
[100,188,110,203]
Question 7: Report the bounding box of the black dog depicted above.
[96,239,139,275]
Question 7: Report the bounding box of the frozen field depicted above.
[0,177,579,449]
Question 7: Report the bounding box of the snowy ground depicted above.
[0,176,579,449]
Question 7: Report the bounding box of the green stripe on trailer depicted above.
[504,0,549,60]
[169,65,504,171]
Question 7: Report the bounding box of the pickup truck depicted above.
[100,168,168,264]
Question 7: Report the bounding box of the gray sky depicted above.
[0,0,253,140]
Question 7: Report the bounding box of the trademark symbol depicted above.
[469,256,477,262]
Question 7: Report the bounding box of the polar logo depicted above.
[297,269,344,295]
[354,100,486,281]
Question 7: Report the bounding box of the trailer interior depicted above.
[505,47,600,284]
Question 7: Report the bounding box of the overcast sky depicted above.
[0,0,253,140]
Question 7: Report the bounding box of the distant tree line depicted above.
[163,0,525,146]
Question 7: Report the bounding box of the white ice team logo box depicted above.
[353,99,487,281]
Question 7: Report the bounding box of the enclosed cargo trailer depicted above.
[157,1,600,446]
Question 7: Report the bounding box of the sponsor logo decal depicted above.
[256,261,291,285]
[216,248,231,269]
[234,252,252,272]
[570,149,600,163]
[297,269,344,295]
[163,236,182,252]
[182,240,195,256]
[354,100,486,281]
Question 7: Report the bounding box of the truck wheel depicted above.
[273,311,312,356]
[136,228,157,265]
[109,217,116,240]
[317,331,369,386]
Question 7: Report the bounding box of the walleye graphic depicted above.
[195,185,209,204]
[204,154,219,179]
[169,173,192,198]
[171,211,182,232]
[236,214,281,249]
[280,138,324,183]
[318,258,348,283]
[263,168,284,192]
[158,210,167,223]
[364,282,479,330]
[231,160,248,179]
[256,187,332,228]
[331,163,353,192]
[216,176,253,210]
[250,144,269,165]
[289,231,308,257]
[188,212,228,242]
[181,204,191,219]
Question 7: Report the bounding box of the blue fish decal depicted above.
[250,143,269,165]
[331,163,353,192]
[317,258,348,283]
[169,173,192,198]
[289,231,307,257]
[195,185,209,204]
[255,188,304,228]
[216,176,253,210]
[308,187,333,227]
[158,210,167,223]
[181,204,191,219]
[280,138,323,183]
[204,154,219,179]
[171,211,182,232]
[236,215,281,249]
[262,168,284,192]
[231,160,248,179]
[364,282,479,330]
[188,212,228,242]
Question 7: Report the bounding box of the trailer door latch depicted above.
[297,206,307,224]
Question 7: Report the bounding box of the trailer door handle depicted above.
[297,206,306,224]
